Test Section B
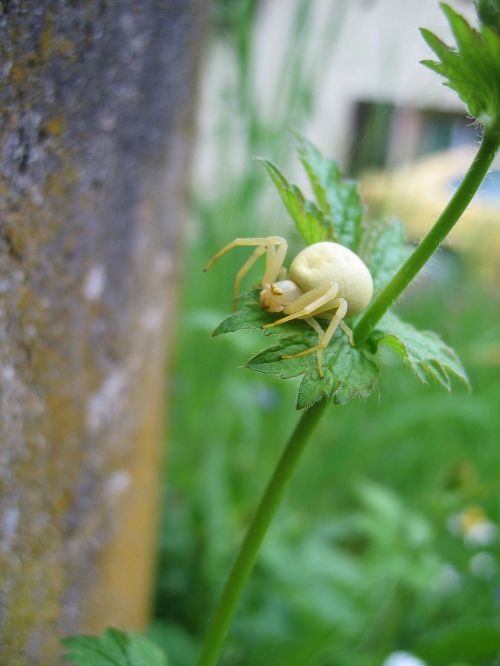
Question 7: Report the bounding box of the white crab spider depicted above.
[204,236,373,378]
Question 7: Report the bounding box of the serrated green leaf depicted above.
[247,328,379,410]
[213,290,311,342]
[212,290,468,406]
[421,4,500,132]
[369,311,469,390]
[214,291,378,409]
[359,218,412,294]
[476,0,500,34]
[259,159,328,245]
[62,628,168,666]
[213,290,275,335]
[295,135,364,251]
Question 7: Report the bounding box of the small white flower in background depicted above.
[460,506,497,546]
[447,506,498,546]
[465,519,497,546]
[383,651,427,666]
[470,551,497,579]
[435,563,462,593]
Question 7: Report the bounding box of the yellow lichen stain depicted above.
[45,166,77,201]
[0,333,68,663]
[9,62,30,84]
[0,154,90,663]
[0,273,102,663]
[39,18,54,61]
[4,171,68,251]
[6,16,76,100]
[0,17,116,666]
[84,358,165,633]
[57,38,76,59]
[45,117,66,137]
[39,16,75,61]
[82,194,172,634]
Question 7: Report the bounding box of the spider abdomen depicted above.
[288,242,373,316]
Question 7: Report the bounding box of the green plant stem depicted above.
[354,129,499,345]
[197,399,328,666]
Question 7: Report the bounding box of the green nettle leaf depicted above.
[369,311,470,390]
[260,140,365,252]
[421,3,500,133]
[213,289,276,335]
[62,628,168,666]
[476,0,500,34]
[214,290,378,410]
[296,134,364,251]
[258,159,328,245]
[359,217,413,294]
[248,331,379,410]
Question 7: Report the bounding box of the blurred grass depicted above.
[151,2,500,665]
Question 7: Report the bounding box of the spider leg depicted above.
[204,237,288,306]
[282,285,328,314]
[305,317,325,378]
[263,283,339,328]
[340,320,354,346]
[282,297,348,362]
[305,317,323,336]
[203,237,287,272]
[262,241,288,285]
[233,246,266,309]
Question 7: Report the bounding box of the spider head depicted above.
[260,280,303,313]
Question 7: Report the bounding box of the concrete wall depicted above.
[0,1,207,663]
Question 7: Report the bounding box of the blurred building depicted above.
[253,0,479,167]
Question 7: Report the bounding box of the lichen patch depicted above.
[82,265,106,302]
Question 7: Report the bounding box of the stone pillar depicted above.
[0,1,206,662]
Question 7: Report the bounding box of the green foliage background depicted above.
[151,2,500,665]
